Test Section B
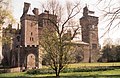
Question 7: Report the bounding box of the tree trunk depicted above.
[55,70,60,78]
[56,73,60,78]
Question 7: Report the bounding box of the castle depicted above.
[1,2,99,70]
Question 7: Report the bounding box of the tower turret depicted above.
[80,6,99,62]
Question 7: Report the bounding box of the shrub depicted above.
[26,68,55,75]
[26,66,117,75]
[62,66,115,73]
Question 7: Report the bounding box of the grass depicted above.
[42,62,120,69]
[0,63,120,78]
[0,69,120,78]
[68,62,120,68]
[60,69,120,78]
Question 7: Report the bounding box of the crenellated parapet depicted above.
[80,16,98,26]
[21,15,38,21]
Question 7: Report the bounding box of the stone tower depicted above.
[20,2,40,69]
[19,3,57,70]
[38,10,57,34]
[80,6,99,62]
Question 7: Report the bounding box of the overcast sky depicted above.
[11,0,120,46]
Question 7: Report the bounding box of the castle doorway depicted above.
[27,53,35,69]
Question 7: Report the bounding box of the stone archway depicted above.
[27,53,35,69]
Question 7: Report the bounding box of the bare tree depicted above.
[103,38,113,46]
[0,0,14,63]
[97,0,120,38]
[39,0,81,77]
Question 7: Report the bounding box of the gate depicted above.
[27,53,35,69]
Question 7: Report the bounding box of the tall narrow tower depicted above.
[80,6,99,62]
[20,2,40,69]
[20,3,38,47]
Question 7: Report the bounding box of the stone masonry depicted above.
[1,3,100,71]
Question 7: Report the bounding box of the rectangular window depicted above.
[38,20,43,27]
[92,44,97,49]
[31,32,33,36]
[30,37,31,41]
[32,37,34,41]
[30,37,34,41]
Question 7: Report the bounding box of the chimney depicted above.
[32,8,39,15]
[23,2,30,15]
[44,10,49,14]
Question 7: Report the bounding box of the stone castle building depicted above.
[1,2,99,70]
[80,6,99,62]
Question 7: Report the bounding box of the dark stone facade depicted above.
[18,2,57,70]
[20,46,39,69]
[80,6,99,62]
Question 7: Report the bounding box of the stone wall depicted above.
[0,67,20,73]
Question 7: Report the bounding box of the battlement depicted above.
[39,13,57,19]
[80,16,98,26]
[22,45,39,48]
[21,14,38,21]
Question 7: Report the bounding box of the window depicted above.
[31,32,33,36]
[43,19,48,26]
[30,37,31,41]
[92,44,97,49]
[30,37,34,41]
[38,20,43,27]
[32,37,34,41]
[16,36,20,42]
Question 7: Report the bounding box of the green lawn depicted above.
[68,63,120,68]
[42,62,120,69]
[0,69,120,78]
[0,63,120,78]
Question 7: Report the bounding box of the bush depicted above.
[26,66,117,75]
[62,68,112,73]
[26,68,55,75]
[62,67,114,73]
